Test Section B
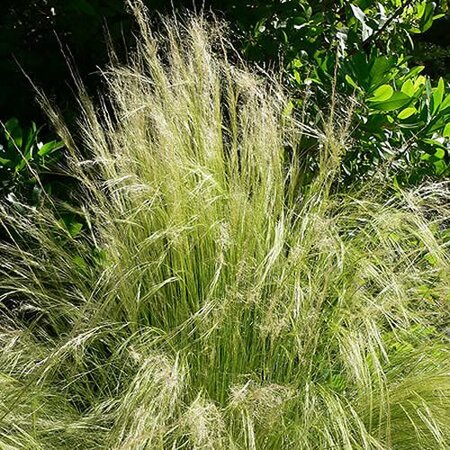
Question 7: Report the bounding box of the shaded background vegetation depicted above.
[1,1,448,123]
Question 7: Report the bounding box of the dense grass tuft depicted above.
[0,2,449,448]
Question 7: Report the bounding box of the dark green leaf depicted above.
[4,118,23,148]
[38,140,64,157]
[420,2,436,32]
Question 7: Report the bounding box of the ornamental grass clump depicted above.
[0,2,449,448]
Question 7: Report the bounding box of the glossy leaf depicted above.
[369,92,411,111]
[398,107,417,120]
[38,140,64,157]
[350,4,366,24]
[368,85,393,102]
[443,123,450,138]
[432,78,445,114]
[440,94,450,112]
[420,2,436,32]
[401,80,415,97]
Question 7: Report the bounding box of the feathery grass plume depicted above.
[0,1,449,448]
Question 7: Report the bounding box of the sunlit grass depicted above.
[0,2,449,448]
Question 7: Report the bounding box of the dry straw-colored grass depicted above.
[0,1,449,448]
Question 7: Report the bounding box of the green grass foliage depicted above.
[0,3,449,448]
